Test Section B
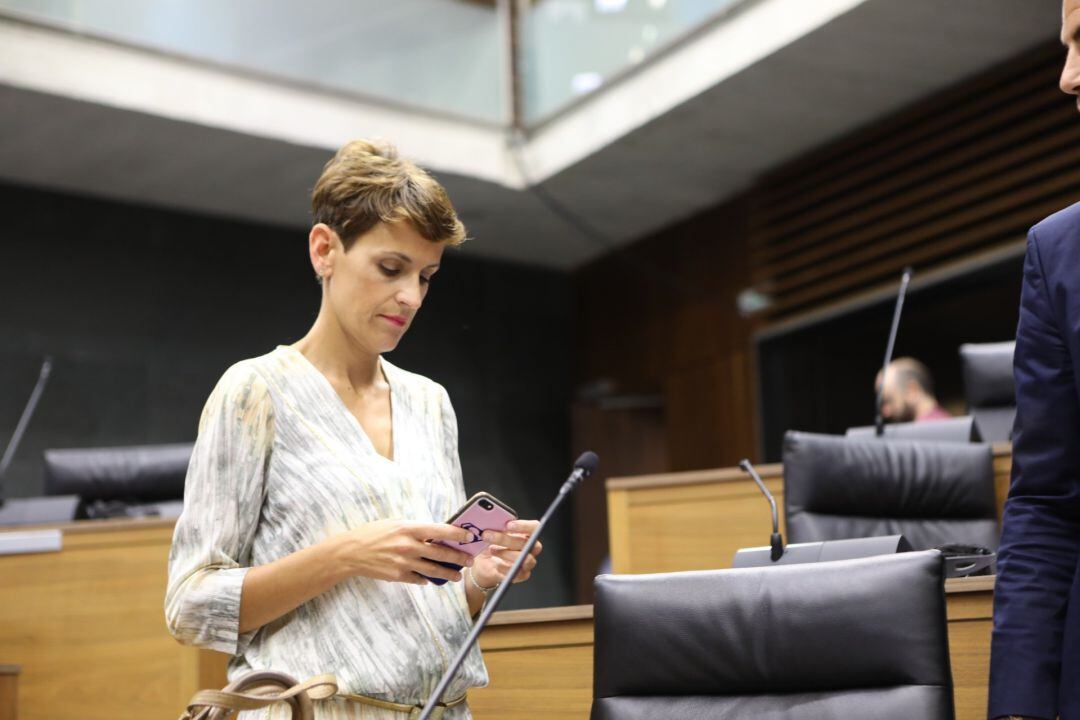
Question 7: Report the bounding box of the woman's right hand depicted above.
[330,520,476,585]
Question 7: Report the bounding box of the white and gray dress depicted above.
[165,345,488,719]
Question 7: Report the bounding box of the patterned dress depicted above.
[165,345,487,719]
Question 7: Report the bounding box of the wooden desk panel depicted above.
[608,444,1012,574]
[0,665,19,720]
[471,580,994,720]
[0,512,999,720]
[0,519,203,720]
[471,606,593,720]
[608,464,784,574]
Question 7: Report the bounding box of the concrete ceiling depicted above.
[0,0,1062,269]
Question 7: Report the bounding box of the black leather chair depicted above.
[783,431,998,551]
[959,341,1016,443]
[591,550,954,720]
[845,415,979,443]
[43,442,192,517]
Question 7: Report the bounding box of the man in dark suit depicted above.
[989,4,1080,717]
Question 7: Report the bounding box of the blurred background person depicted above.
[875,357,951,424]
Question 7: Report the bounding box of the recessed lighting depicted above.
[571,72,604,94]
[595,0,628,13]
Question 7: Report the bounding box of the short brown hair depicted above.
[311,139,466,249]
[890,357,935,395]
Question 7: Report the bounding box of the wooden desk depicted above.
[0,665,19,720]
[469,577,994,720]
[470,605,594,720]
[0,515,996,720]
[0,518,218,720]
[607,443,1012,574]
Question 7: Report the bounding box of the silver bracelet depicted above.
[468,567,498,596]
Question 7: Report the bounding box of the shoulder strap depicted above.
[180,672,338,720]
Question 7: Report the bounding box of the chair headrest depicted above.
[782,431,995,519]
[845,415,979,443]
[592,550,949,697]
[960,341,1015,408]
[43,443,192,502]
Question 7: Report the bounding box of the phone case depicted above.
[422,492,519,585]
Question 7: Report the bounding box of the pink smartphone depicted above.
[422,492,518,585]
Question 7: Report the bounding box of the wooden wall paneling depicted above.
[756,107,1078,278]
[769,159,1080,297]
[753,82,1063,251]
[767,192,1073,316]
[574,199,757,473]
[756,43,1062,218]
[570,402,668,603]
[740,42,1074,323]
[665,350,754,472]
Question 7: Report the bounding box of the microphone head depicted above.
[573,451,599,476]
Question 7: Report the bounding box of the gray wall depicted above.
[0,182,573,609]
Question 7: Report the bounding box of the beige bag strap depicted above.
[180,671,338,720]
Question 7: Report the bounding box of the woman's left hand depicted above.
[471,520,542,588]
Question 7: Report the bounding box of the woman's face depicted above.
[318,220,445,355]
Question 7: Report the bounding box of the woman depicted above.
[166,140,542,719]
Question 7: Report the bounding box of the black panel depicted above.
[0,181,573,609]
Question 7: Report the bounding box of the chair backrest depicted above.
[845,415,979,443]
[783,431,998,550]
[959,341,1016,443]
[591,550,954,720]
[43,443,192,502]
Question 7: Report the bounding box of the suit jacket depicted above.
[989,202,1080,719]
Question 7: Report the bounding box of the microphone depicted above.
[416,451,598,720]
[561,450,598,495]
[738,459,783,562]
[0,356,54,507]
[875,267,913,437]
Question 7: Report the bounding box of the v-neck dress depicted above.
[165,346,487,719]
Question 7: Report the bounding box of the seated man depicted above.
[875,357,951,423]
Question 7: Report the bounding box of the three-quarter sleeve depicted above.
[165,362,274,656]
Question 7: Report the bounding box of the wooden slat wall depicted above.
[575,199,755,472]
[749,42,1080,321]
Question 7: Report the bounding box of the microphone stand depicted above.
[0,356,53,507]
[875,267,913,437]
[739,459,783,562]
[416,452,598,720]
